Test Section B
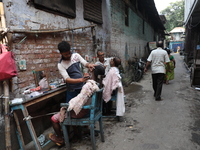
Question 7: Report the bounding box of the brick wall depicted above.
[11,29,95,97]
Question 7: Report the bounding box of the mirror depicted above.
[33,70,50,91]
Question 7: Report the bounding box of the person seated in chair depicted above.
[50,65,104,145]
[62,65,105,118]
[102,57,125,117]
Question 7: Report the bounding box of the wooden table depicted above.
[10,86,66,150]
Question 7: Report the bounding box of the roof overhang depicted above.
[185,0,200,25]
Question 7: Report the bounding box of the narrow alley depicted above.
[0,1,199,150]
[53,53,200,150]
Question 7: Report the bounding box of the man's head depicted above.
[97,50,105,63]
[93,65,105,80]
[110,57,121,67]
[156,41,163,48]
[58,41,72,60]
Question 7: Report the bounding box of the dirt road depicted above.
[53,53,200,150]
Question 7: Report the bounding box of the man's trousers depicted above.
[152,73,165,100]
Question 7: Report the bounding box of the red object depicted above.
[30,86,41,92]
[0,44,17,81]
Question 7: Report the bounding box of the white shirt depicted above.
[58,53,87,80]
[147,47,170,74]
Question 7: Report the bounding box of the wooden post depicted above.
[4,80,11,150]
[0,2,12,149]
[0,2,7,44]
[0,3,6,29]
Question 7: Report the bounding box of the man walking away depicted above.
[144,41,170,101]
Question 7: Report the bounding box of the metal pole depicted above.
[71,30,74,53]
[8,24,96,34]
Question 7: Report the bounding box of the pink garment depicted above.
[102,67,119,102]
[67,80,99,115]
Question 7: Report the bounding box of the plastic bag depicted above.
[0,44,17,81]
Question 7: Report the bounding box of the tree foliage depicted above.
[160,0,184,32]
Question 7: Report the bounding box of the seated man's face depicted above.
[110,57,121,67]
[110,59,115,67]
[97,52,105,62]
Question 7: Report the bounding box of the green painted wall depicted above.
[108,0,157,84]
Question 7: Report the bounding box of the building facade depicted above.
[184,0,200,86]
[169,27,185,53]
[184,0,200,65]
[0,0,165,149]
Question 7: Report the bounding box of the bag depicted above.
[0,44,17,81]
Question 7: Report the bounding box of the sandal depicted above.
[49,133,64,146]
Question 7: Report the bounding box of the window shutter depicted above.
[33,0,76,18]
[83,0,103,24]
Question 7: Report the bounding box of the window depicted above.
[83,0,103,24]
[33,0,76,18]
[125,5,129,26]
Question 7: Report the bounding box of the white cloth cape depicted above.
[102,67,125,116]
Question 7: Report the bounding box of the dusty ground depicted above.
[47,53,200,150]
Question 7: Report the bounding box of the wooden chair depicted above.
[60,88,104,150]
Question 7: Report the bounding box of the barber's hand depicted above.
[84,72,90,76]
[88,63,96,72]
[82,75,90,82]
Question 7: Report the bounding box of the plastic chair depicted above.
[60,88,104,150]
